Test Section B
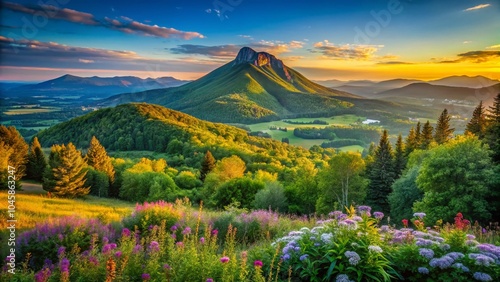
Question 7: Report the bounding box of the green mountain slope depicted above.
[101,47,356,123]
[37,103,320,166]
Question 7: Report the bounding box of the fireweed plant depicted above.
[2,202,499,281]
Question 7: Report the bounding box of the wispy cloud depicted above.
[311,40,383,60]
[463,41,472,44]
[464,4,491,11]
[0,36,219,73]
[376,61,413,65]
[438,50,500,63]
[486,44,500,49]
[3,1,204,39]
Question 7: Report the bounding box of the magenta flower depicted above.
[220,256,230,263]
[206,279,214,282]
[163,264,171,270]
[141,273,151,280]
[211,229,219,236]
[170,225,178,232]
[149,241,160,252]
[57,246,66,257]
[122,228,131,237]
[182,227,192,235]
[254,260,263,267]
[200,237,206,244]
[115,251,122,258]
[176,241,184,248]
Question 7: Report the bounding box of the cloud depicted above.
[0,36,219,74]
[169,40,305,58]
[78,59,94,64]
[3,1,204,39]
[486,44,500,49]
[438,50,500,63]
[463,41,472,44]
[464,4,491,11]
[311,40,383,60]
[376,61,414,65]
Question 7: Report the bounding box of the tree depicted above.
[26,137,47,181]
[85,168,109,197]
[212,177,265,209]
[394,134,406,178]
[210,155,246,183]
[316,152,368,214]
[0,126,28,189]
[465,101,486,138]
[388,166,423,225]
[253,181,288,212]
[415,122,422,146]
[485,93,500,163]
[404,127,418,157]
[86,136,115,183]
[200,151,216,181]
[414,136,496,224]
[366,130,395,215]
[434,109,454,144]
[420,121,434,150]
[283,161,319,215]
[43,143,90,198]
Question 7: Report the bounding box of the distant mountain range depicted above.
[1,74,190,99]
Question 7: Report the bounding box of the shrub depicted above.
[122,201,183,234]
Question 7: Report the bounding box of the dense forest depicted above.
[1,95,500,225]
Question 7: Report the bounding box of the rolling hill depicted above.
[3,74,189,99]
[36,103,318,166]
[100,47,361,123]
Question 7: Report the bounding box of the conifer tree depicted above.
[43,143,90,198]
[200,150,216,181]
[434,109,454,144]
[366,130,395,215]
[405,127,418,157]
[420,121,434,150]
[465,101,486,138]
[0,126,28,189]
[415,122,422,146]
[394,134,406,178]
[86,136,115,182]
[26,137,47,181]
[485,93,500,163]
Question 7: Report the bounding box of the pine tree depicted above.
[394,134,406,178]
[415,122,422,146]
[86,136,115,182]
[26,137,47,181]
[366,130,395,215]
[0,126,28,189]
[485,93,500,163]
[200,150,216,181]
[434,109,454,144]
[43,143,90,198]
[420,121,434,150]
[465,101,486,138]
[405,127,418,157]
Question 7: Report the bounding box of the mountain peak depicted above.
[233,47,291,80]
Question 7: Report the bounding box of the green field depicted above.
[3,107,60,115]
[248,114,367,150]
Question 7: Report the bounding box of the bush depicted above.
[253,181,288,212]
[122,201,182,234]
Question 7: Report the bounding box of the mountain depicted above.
[36,103,315,165]
[428,75,499,88]
[4,74,189,99]
[101,47,360,123]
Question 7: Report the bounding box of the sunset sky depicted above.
[1,0,499,82]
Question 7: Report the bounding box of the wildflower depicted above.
[336,274,354,282]
[34,267,51,282]
[413,212,426,219]
[469,253,494,266]
[344,251,360,266]
[254,260,263,267]
[467,234,476,240]
[176,242,184,248]
[419,248,434,260]
[352,216,363,222]
[241,251,248,259]
[59,258,70,275]
[170,225,178,232]
[418,267,429,274]
[429,256,454,269]
[57,246,66,257]
[102,243,117,254]
[200,237,205,244]
[357,205,371,214]
[88,256,99,266]
[115,251,122,258]
[299,254,309,261]
[329,211,344,219]
[211,229,219,236]
[373,212,384,220]
[122,228,131,237]
[106,257,117,281]
[282,253,291,261]
[368,245,383,253]
[440,244,450,251]
[132,244,143,254]
[380,225,390,232]
[473,272,492,281]
[321,233,333,243]
[446,252,464,260]
[164,264,171,270]
[220,256,230,263]
[452,263,469,272]
[182,227,191,235]
[206,279,214,282]
[141,273,151,280]
[402,219,408,228]
[149,241,160,252]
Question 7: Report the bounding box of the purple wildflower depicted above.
[419,248,434,260]
[413,212,426,219]
[34,267,51,282]
[469,253,494,266]
[132,244,143,254]
[200,237,205,244]
[57,246,66,257]
[299,254,309,261]
[220,256,230,263]
[59,258,70,273]
[373,211,384,220]
[344,251,360,265]
[182,227,191,235]
[164,264,171,270]
[122,228,131,237]
[418,267,429,274]
[88,256,98,266]
[336,274,353,282]
[254,260,263,267]
[149,241,160,252]
[115,251,122,258]
[141,273,151,280]
[170,225,178,232]
[176,241,184,248]
[211,229,219,236]
[473,272,493,281]
[206,279,214,282]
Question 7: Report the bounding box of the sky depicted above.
[0,0,499,82]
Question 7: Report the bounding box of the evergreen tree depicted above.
[434,109,454,144]
[465,101,486,138]
[200,150,216,181]
[485,93,500,163]
[43,143,90,198]
[394,134,406,178]
[405,127,418,157]
[26,137,47,181]
[86,136,115,183]
[415,122,422,146]
[420,121,434,150]
[0,126,28,189]
[366,130,395,215]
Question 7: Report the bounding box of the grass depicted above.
[3,107,60,115]
[248,115,366,149]
[337,145,365,153]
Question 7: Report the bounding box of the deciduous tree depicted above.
[0,126,28,189]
